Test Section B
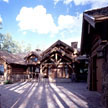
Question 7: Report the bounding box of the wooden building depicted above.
[81,6,108,108]
[0,50,42,82]
[0,40,81,83]
[0,51,27,82]
[41,40,74,82]
[24,50,42,79]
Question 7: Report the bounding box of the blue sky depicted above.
[0,0,108,51]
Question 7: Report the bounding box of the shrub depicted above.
[4,80,12,84]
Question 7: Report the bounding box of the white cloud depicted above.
[63,0,72,5]
[16,5,58,34]
[54,0,60,5]
[54,0,108,9]
[57,13,82,48]
[72,0,108,9]
[16,5,83,47]
[90,1,108,9]
[22,31,27,35]
[58,15,74,30]
[63,36,81,48]
[3,0,9,3]
[0,16,2,23]
[17,5,83,36]
[58,13,82,34]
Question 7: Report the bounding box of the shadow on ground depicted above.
[0,81,103,108]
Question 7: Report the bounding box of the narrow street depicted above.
[0,81,103,108]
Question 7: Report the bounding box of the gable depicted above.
[27,55,38,63]
[41,49,72,64]
[42,40,74,56]
[81,6,108,55]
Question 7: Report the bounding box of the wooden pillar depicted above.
[32,66,33,79]
[40,64,43,81]
[27,67,30,79]
[55,53,58,62]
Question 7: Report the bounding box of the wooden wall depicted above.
[0,58,13,81]
[44,64,71,79]
[11,65,27,75]
[96,58,103,92]
[88,33,103,92]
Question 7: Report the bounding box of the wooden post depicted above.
[40,64,43,82]
[55,53,58,62]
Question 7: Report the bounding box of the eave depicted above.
[84,13,95,28]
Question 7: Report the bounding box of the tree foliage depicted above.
[24,43,31,53]
[0,33,31,53]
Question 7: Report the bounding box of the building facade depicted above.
[0,40,85,83]
[0,40,75,83]
[81,6,108,108]
[0,51,27,82]
[41,40,74,82]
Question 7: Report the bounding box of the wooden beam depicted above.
[55,53,58,62]
[57,53,72,62]
[55,58,62,67]
[68,64,72,69]
[51,54,54,57]
[84,13,95,28]
[51,58,55,62]
[95,16,108,22]
[42,62,72,65]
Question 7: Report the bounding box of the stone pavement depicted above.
[0,81,103,108]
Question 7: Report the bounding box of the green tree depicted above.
[0,33,32,53]
[24,43,31,53]
[0,33,4,49]
[0,33,22,53]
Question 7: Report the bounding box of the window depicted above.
[30,57,38,62]
[0,65,4,75]
[34,58,38,62]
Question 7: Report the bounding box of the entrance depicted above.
[29,66,40,79]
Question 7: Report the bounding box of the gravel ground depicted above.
[0,81,103,108]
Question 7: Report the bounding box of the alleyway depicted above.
[0,81,103,108]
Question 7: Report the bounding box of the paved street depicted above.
[0,81,103,108]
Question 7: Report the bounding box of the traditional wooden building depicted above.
[0,50,42,82]
[24,50,42,79]
[71,42,88,82]
[0,51,27,82]
[81,6,108,108]
[41,40,74,82]
[0,40,81,83]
